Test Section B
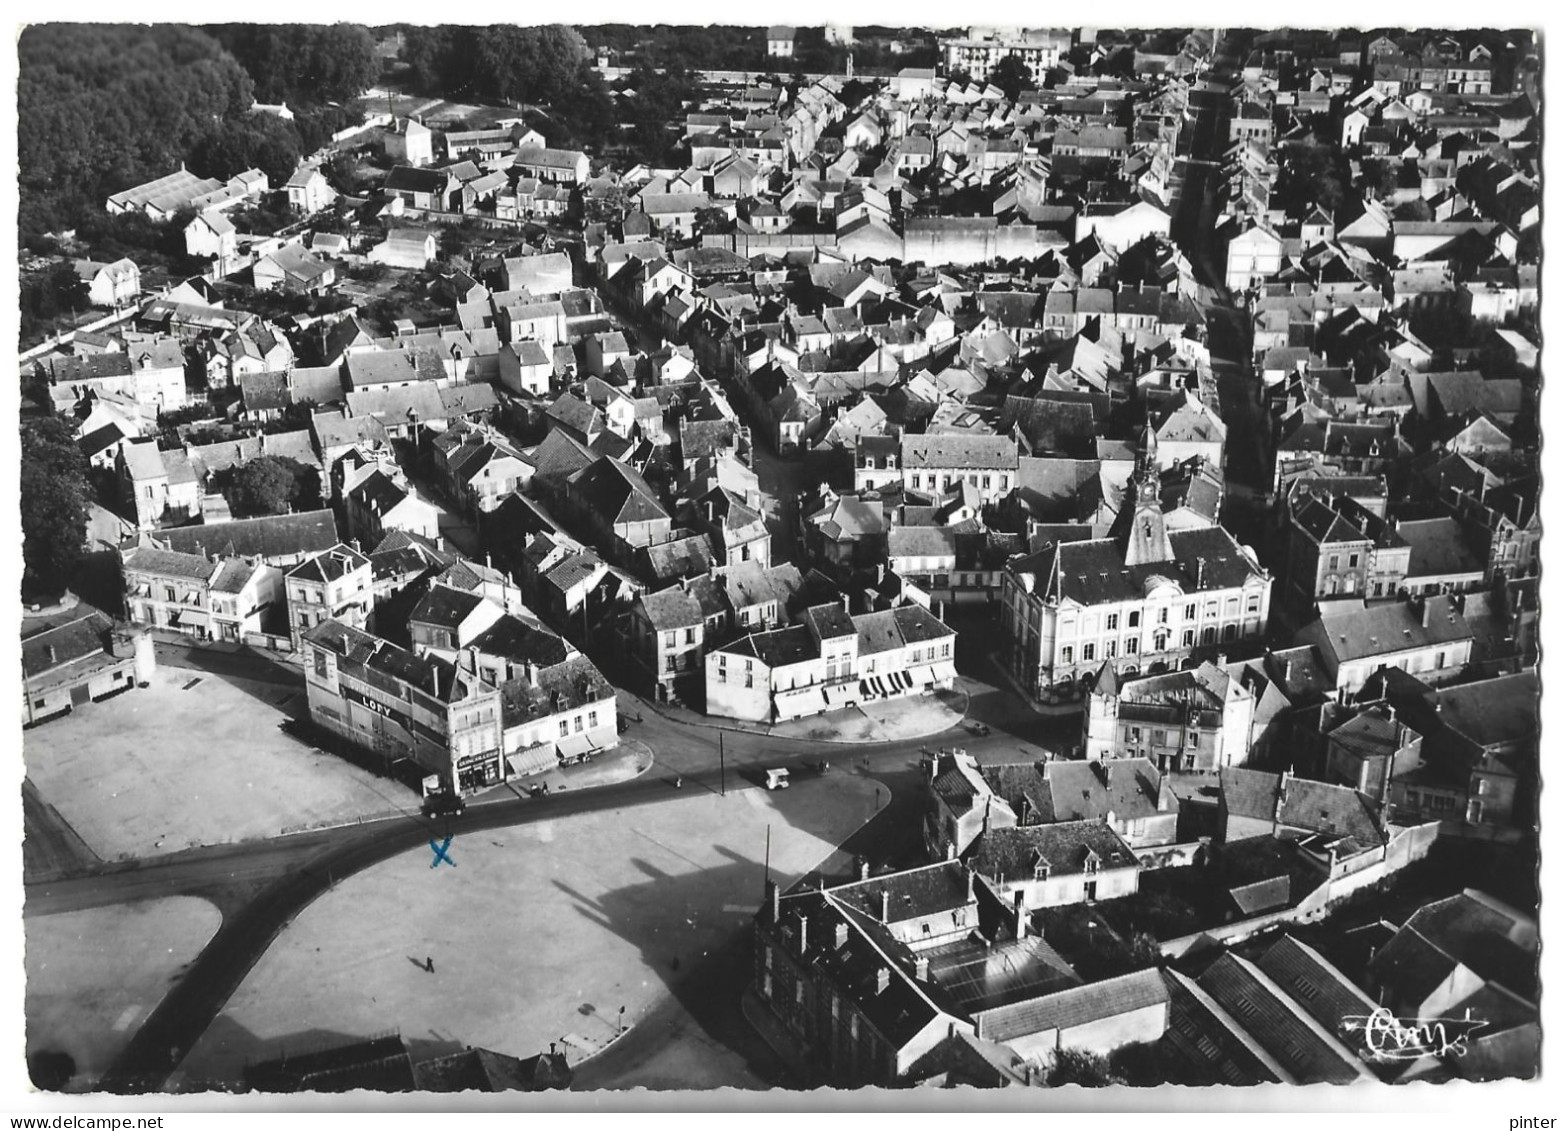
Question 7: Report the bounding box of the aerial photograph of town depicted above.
[13,18,1545,1105]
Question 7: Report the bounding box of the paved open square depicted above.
[176,772,882,1089]
[23,665,419,861]
[26,897,221,1089]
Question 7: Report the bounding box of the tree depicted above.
[20,415,91,600]
[990,54,1034,101]
[694,206,734,238]
[226,455,313,517]
[1045,1048,1125,1087]
[205,24,379,105]
[18,26,255,244]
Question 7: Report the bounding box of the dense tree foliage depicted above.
[18,25,368,249]
[20,264,91,333]
[1276,139,1352,218]
[226,455,317,517]
[401,25,590,105]
[18,26,255,244]
[990,55,1035,101]
[1046,1048,1125,1087]
[204,24,379,105]
[20,416,92,599]
[579,24,763,72]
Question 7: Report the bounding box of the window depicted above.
[1126,638,1139,654]
[1106,640,1117,658]
[559,720,570,738]
[313,651,328,679]
[1128,611,1141,628]
[664,631,677,648]
[1246,594,1261,614]
[685,628,696,644]
[1223,624,1238,642]
[1436,651,1448,668]
[1153,730,1167,746]
[1105,613,1119,631]
[588,710,599,728]
[1184,754,1196,770]
[574,715,584,733]
[1158,607,1169,625]
[1129,727,1142,742]
[1081,643,1096,662]
[1184,603,1196,620]
[1154,633,1168,651]
[982,475,992,489]
[1328,554,1340,571]
[745,674,754,689]
[1348,553,1360,568]
[165,587,177,603]
[665,656,678,673]
[1060,645,1074,665]
[1181,629,1195,647]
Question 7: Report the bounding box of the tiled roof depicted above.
[967,819,1139,883]
[21,608,114,678]
[1196,953,1374,1084]
[151,510,340,562]
[410,584,487,630]
[637,587,703,631]
[983,758,1165,826]
[974,968,1168,1043]
[287,544,370,584]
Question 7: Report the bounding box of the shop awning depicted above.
[823,681,857,707]
[777,684,824,711]
[906,665,934,688]
[173,609,211,628]
[507,743,557,778]
[930,661,958,683]
[557,732,597,760]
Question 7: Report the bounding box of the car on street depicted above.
[421,790,467,819]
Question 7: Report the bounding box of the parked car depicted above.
[421,790,467,819]
[765,768,791,790]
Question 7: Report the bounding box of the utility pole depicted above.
[719,731,726,796]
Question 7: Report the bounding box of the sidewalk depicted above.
[489,739,654,802]
[982,655,1082,718]
[636,686,969,745]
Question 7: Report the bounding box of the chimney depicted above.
[946,840,957,861]
[859,858,871,881]
[44,645,56,665]
[1196,557,1207,588]
[1013,889,1027,937]
[914,956,930,982]
[834,921,848,949]
[1421,599,1431,628]
[768,879,780,924]
[875,967,891,994]
[965,868,975,901]
[879,889,891,923]
[797,912,809,955]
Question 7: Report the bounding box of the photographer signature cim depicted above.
[1341,1007,1487,1061]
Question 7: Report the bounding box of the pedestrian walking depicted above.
[426,956,435,973]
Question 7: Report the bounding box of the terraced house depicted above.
[120,546,282,644]
[302,619,505,795]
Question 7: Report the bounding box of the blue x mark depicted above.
[429,836,456,869]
